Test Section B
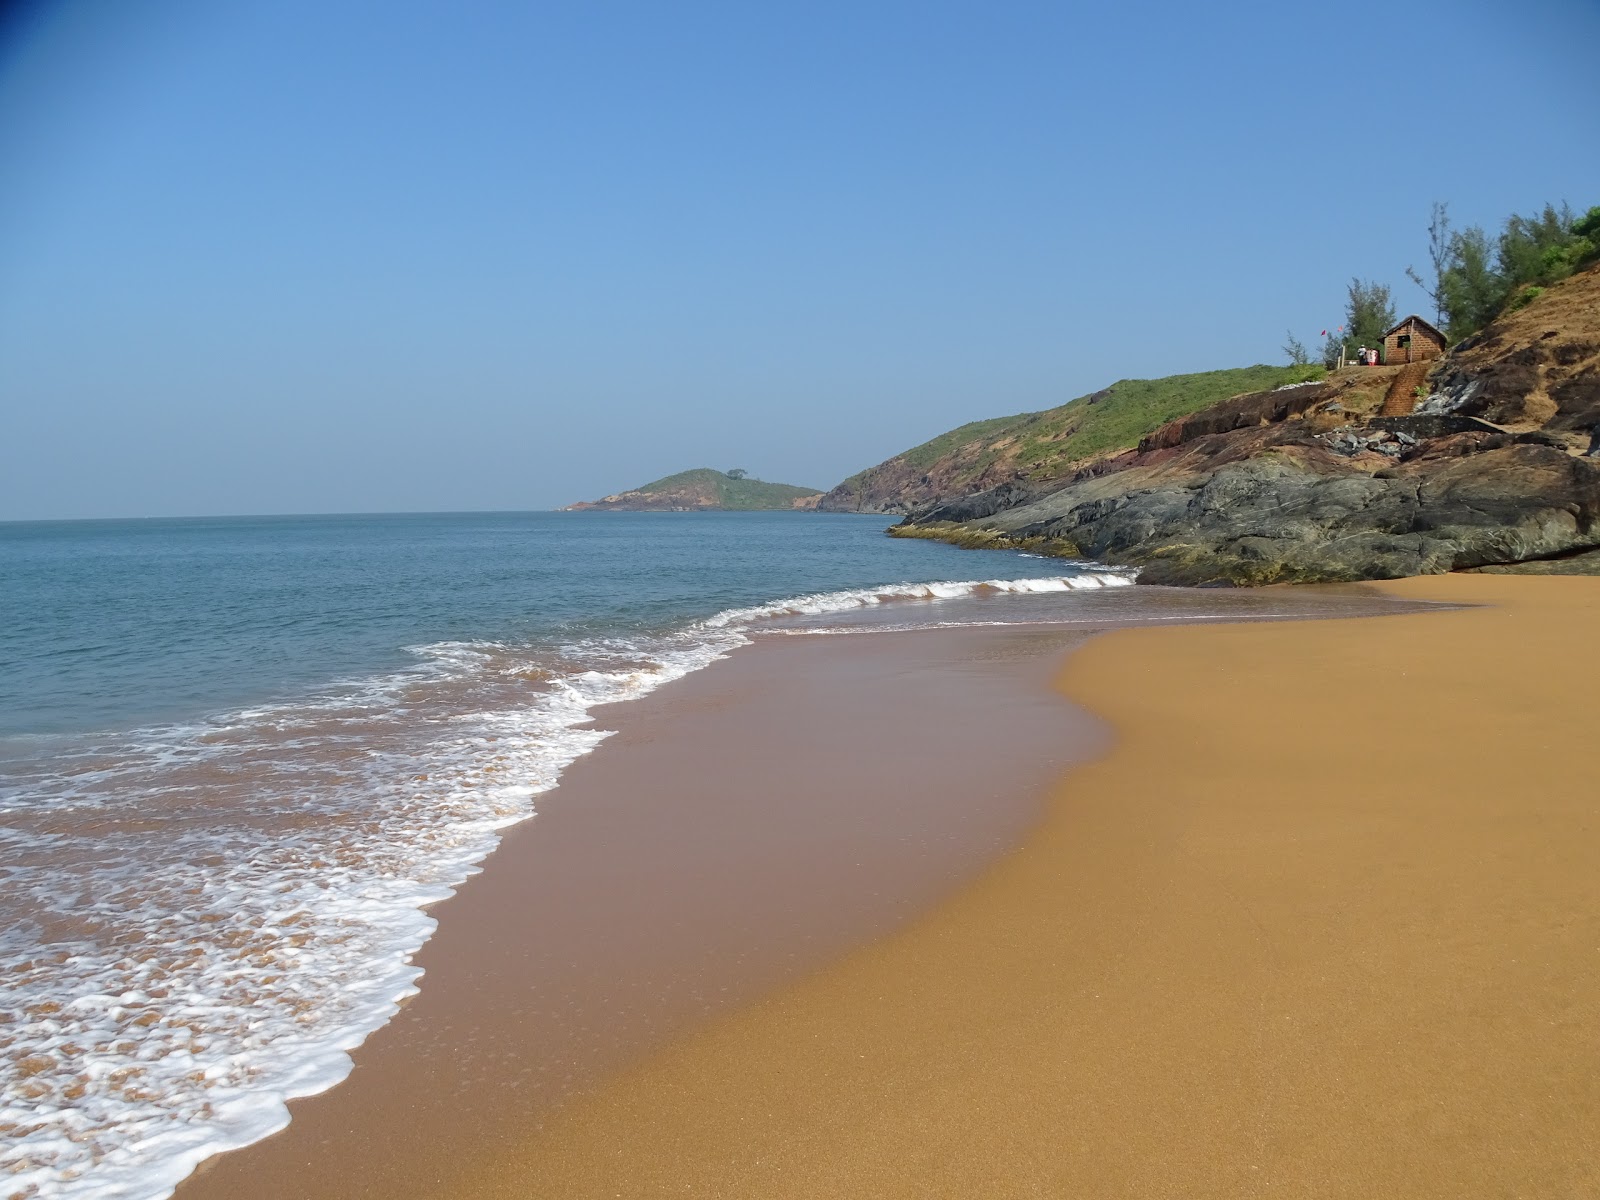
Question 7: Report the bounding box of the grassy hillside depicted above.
[567,468,823,511]
[822,363,1326,512]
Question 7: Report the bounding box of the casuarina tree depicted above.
[1406,201,1453,327]
[1282,331,1310,366]
[1344,279,1396,349]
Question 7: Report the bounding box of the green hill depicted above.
[817,363,1325,513]
[564,468,824,512]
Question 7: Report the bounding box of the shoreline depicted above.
[173,622,1116,1200]
[444,573,1600,1198]
[164,579,1508,1200]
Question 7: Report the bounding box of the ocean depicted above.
[0,510,1136,1200]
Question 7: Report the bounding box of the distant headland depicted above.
[561,468,822,512]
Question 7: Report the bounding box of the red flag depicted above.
[1320,329,1327,336]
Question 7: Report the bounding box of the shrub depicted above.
[1506,285,1546,312]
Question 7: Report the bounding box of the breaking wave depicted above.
[0,566,1131,1200]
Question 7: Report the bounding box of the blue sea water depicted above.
[0,510,1135,1200]
[2,510,1056,739]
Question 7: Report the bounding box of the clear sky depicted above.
[1,0,1596,519]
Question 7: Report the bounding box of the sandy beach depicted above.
[450,574,1599,1198]
[173,621,1115,1199]
[171,575,1600,1199]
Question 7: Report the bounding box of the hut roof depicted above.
[1383,314,1447,343]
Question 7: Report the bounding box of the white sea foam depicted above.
[0,566,1131,1200]
[702,569,1133,627]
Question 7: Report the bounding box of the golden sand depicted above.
[460,575,1600,1198]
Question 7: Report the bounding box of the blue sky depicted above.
[2,0,1597,519]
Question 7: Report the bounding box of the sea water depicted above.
[0,511,1136,1200]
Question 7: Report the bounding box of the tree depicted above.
[1405,201,1452,327]
[1406,199,1598,344]
[1498,203,1581,289]
[1282,330,1310,366]
[1344,278,1396,348]
[1438,225,1502,341]
[1575,206,1600,260]
[726,468,748,480]
[1320,330,1345,370]
[1575,207,1600,270]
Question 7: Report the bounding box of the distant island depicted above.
[562,468,823,512]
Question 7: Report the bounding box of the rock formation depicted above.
[892,264,1600,584]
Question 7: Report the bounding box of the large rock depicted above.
[902,435,1600,586]
[1467,548,1600,575]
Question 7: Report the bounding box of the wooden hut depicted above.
[1382,315,1447,365]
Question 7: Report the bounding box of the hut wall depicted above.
[1383,321,1445,364]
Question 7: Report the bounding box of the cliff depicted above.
[563,469,823,512]
[891,263,1600,585]
[817,364,1325,514]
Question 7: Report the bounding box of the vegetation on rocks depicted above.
[819,363,1324,514]
[1408,200,1600,341]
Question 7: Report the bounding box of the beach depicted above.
[1,513,1143,1198]
[174,574,1598,1198]
[171,620,1115,1199]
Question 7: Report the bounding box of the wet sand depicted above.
[174,623,1113,1200]
[449,575,1600,1198]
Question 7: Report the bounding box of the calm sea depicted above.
[0,511,1137,1200]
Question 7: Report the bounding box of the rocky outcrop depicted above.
[901,431,1600,586]
[893,265,1600,585]
[1466,548,1600,575]
[816,365,1326,514]
[1415,263,1600,433]
[1133,381,1330,453]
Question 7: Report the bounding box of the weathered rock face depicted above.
[903,433,1600,586]
[1416,262,1600,430]
[1467,547,1600,575]
[1550,366,1600,433]
[894,264,1600,585]
[1134,381,1330,452]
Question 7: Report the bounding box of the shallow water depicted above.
[0,512,1435,1200]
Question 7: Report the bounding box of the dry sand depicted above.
[456,574,1600,1198]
